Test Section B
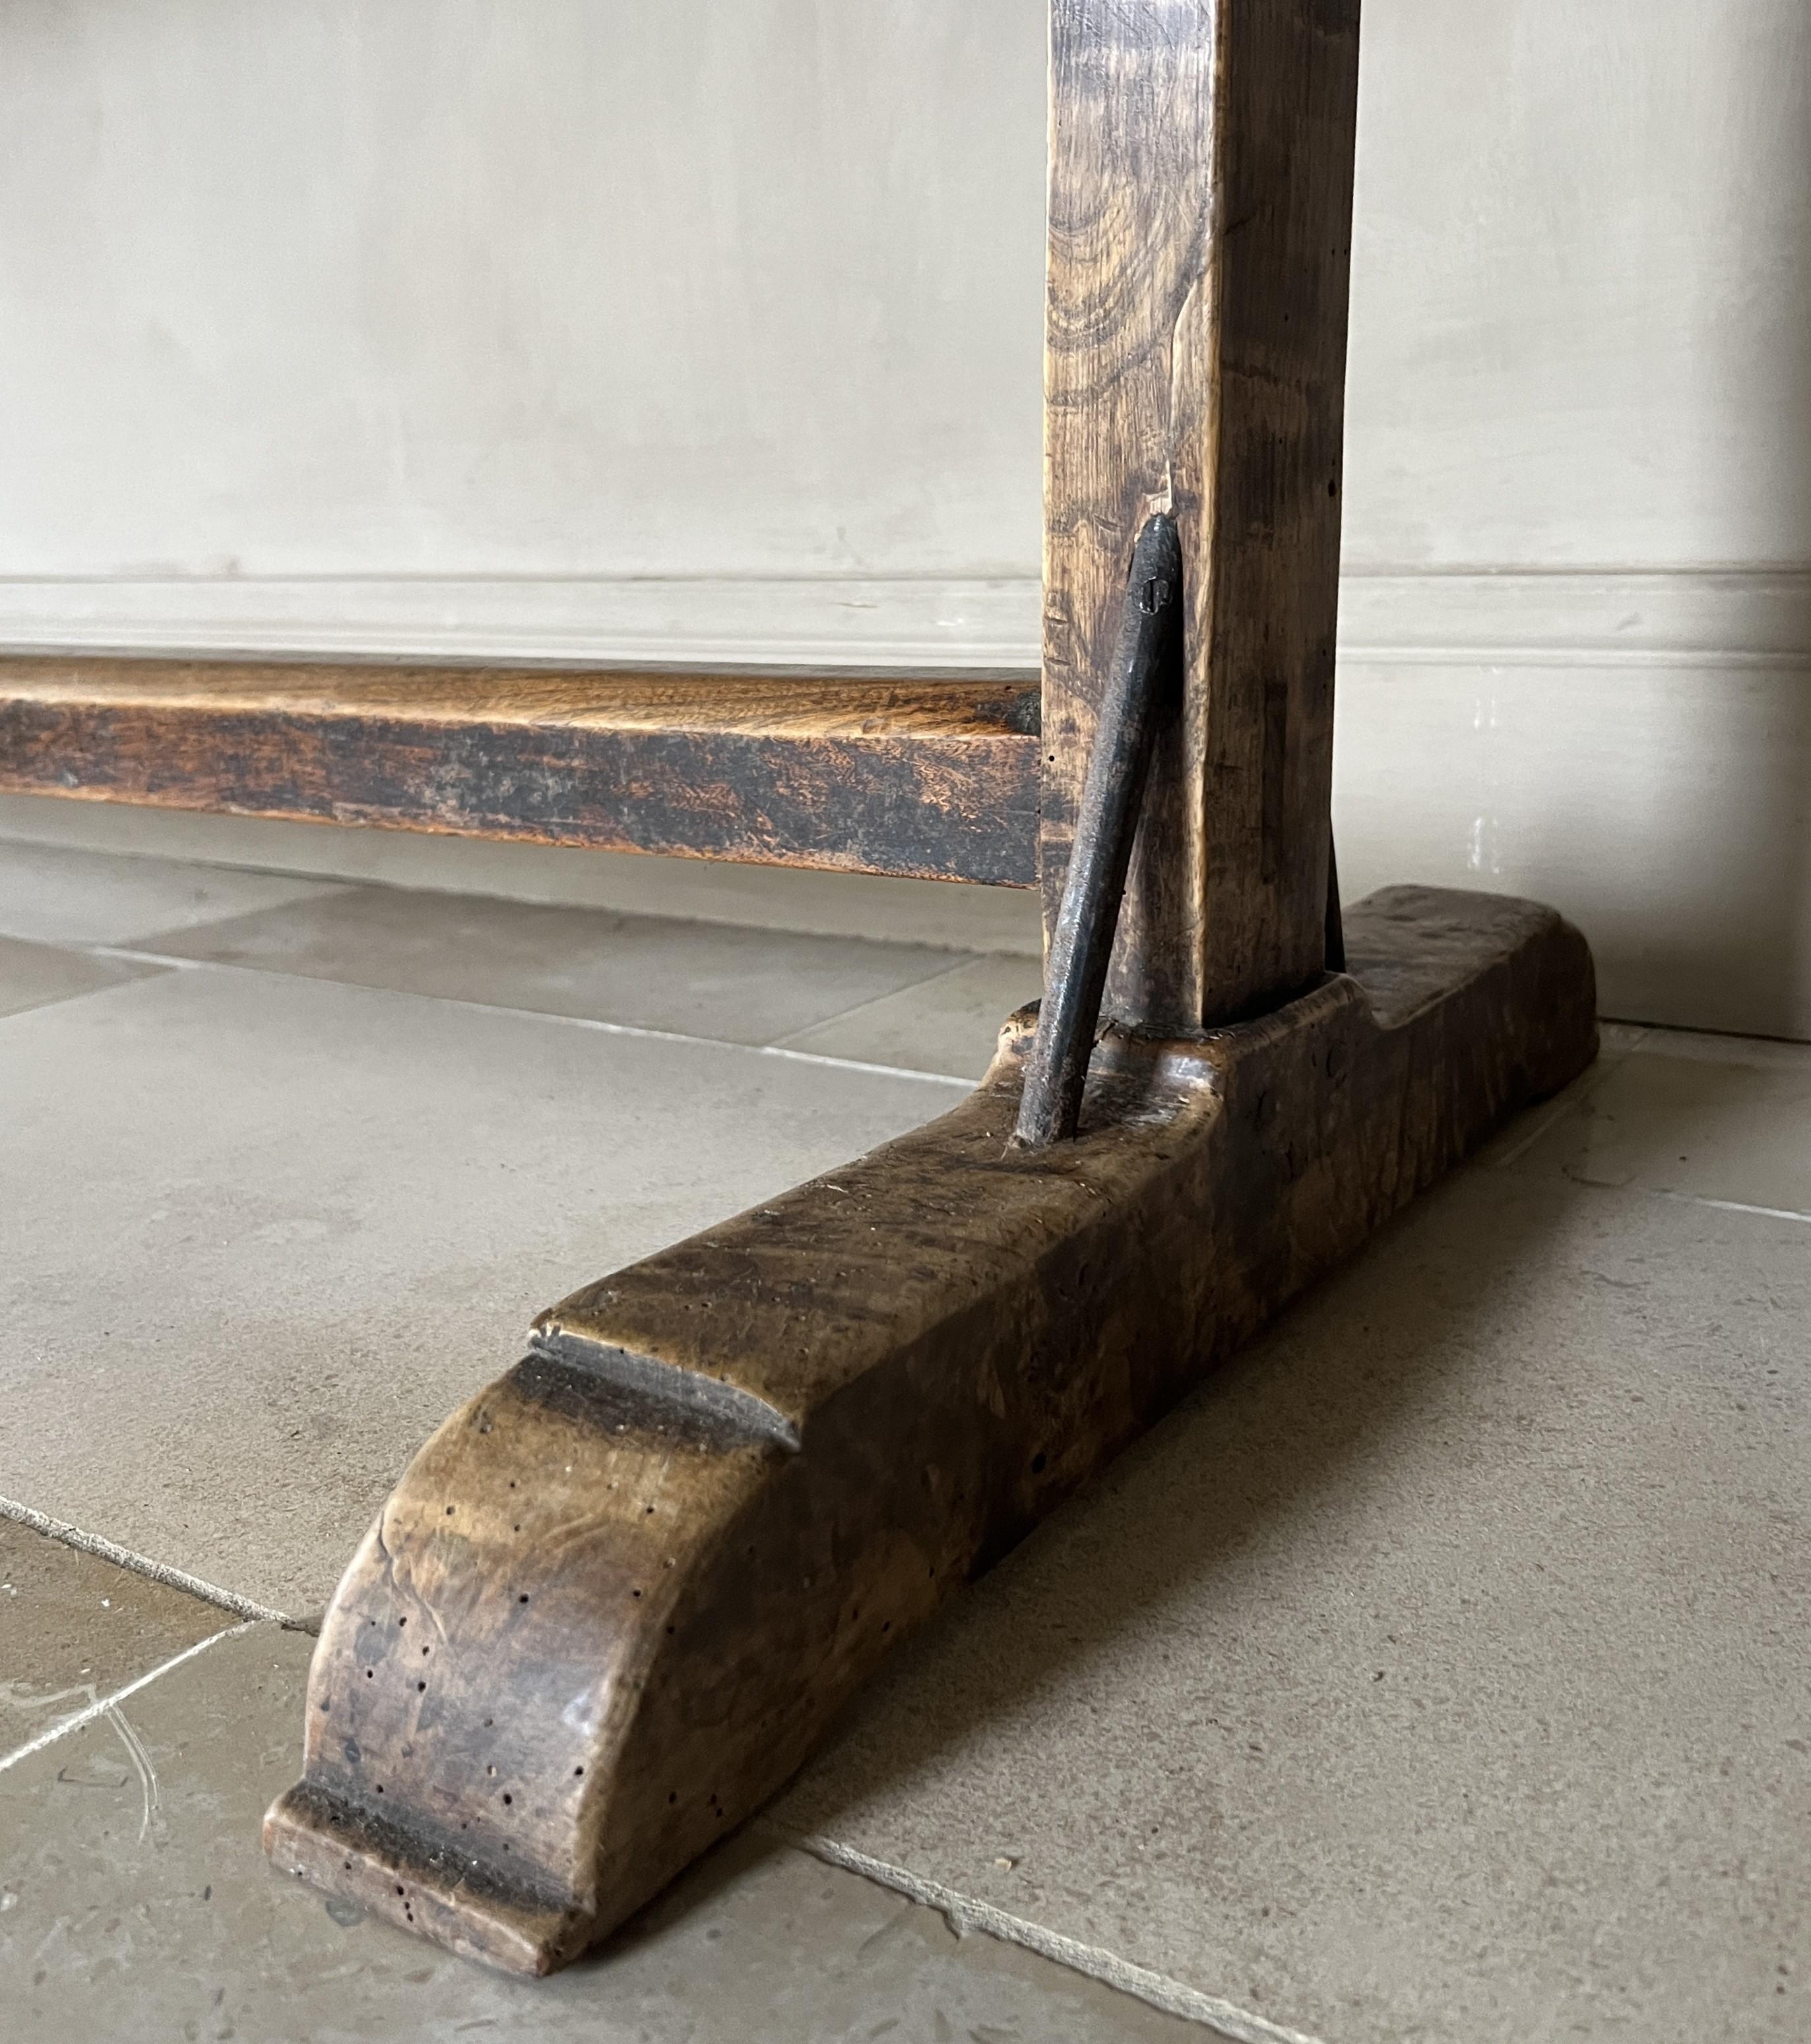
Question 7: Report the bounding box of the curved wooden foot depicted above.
[264,886,1595,1973]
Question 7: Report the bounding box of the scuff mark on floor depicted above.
[105,1702,159,1842]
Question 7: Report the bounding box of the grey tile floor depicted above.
[1,835,1805,2043]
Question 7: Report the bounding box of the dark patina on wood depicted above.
[265,887,1597,1973]
[242,0,1606,1983]
[1044,0,1361,1026]
[0,658,1039,886]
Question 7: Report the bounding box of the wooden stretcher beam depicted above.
[0,656,1040,886]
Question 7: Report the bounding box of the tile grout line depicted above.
[1486,1026,1649,1170]
[750,1040,975,1089]
[0,1495,292,1626]
[0,1619,261,1778]
[20,850,1042,963]
[1601,1011,1811,1053]
[1657,1189,1811,1226]
[79,945,981,1089]
[772,1827,1326,2044]
[770,952,1003,1053]
[28,961,1810,1226]
[1484,1028,1811,1226]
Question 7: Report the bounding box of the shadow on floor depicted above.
[767,1151,1598,1828]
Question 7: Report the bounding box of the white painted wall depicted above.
[0,0,1048,658]
[2,2,1807,1034]
[1335,2,1811,1040]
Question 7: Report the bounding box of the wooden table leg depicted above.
[1044,0,1359,1030]
[264,2,1598,1974]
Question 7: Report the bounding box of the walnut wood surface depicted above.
[265,887,1597,1971]
[0,657,1039,884]
[1044,0,1361,1025]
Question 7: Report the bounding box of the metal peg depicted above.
[1015,513,1182,1147]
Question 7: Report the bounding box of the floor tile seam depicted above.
[769,952,1004,1051]
[1507,1160,1811,1227]
[0,840,356,902]
[0,930,148,960]
[771,1826,1327,2044]
[0,1495,292,1625]
[1602,1012,1811,1055]
[0,974,173,1028]
[0,1617,262,1778]
[1486,1026,1651,1170]
[168,866,1025,967]
[0,844,1045,961]
[90,880,1007,983]
[1655,1187,1811,1227]
[69,946,979,1089]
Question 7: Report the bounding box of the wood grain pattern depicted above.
[247,9,1611,1981]
[265,886,1597,1972]
[0,657,1039,885]
[1044,0,1361,1026]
